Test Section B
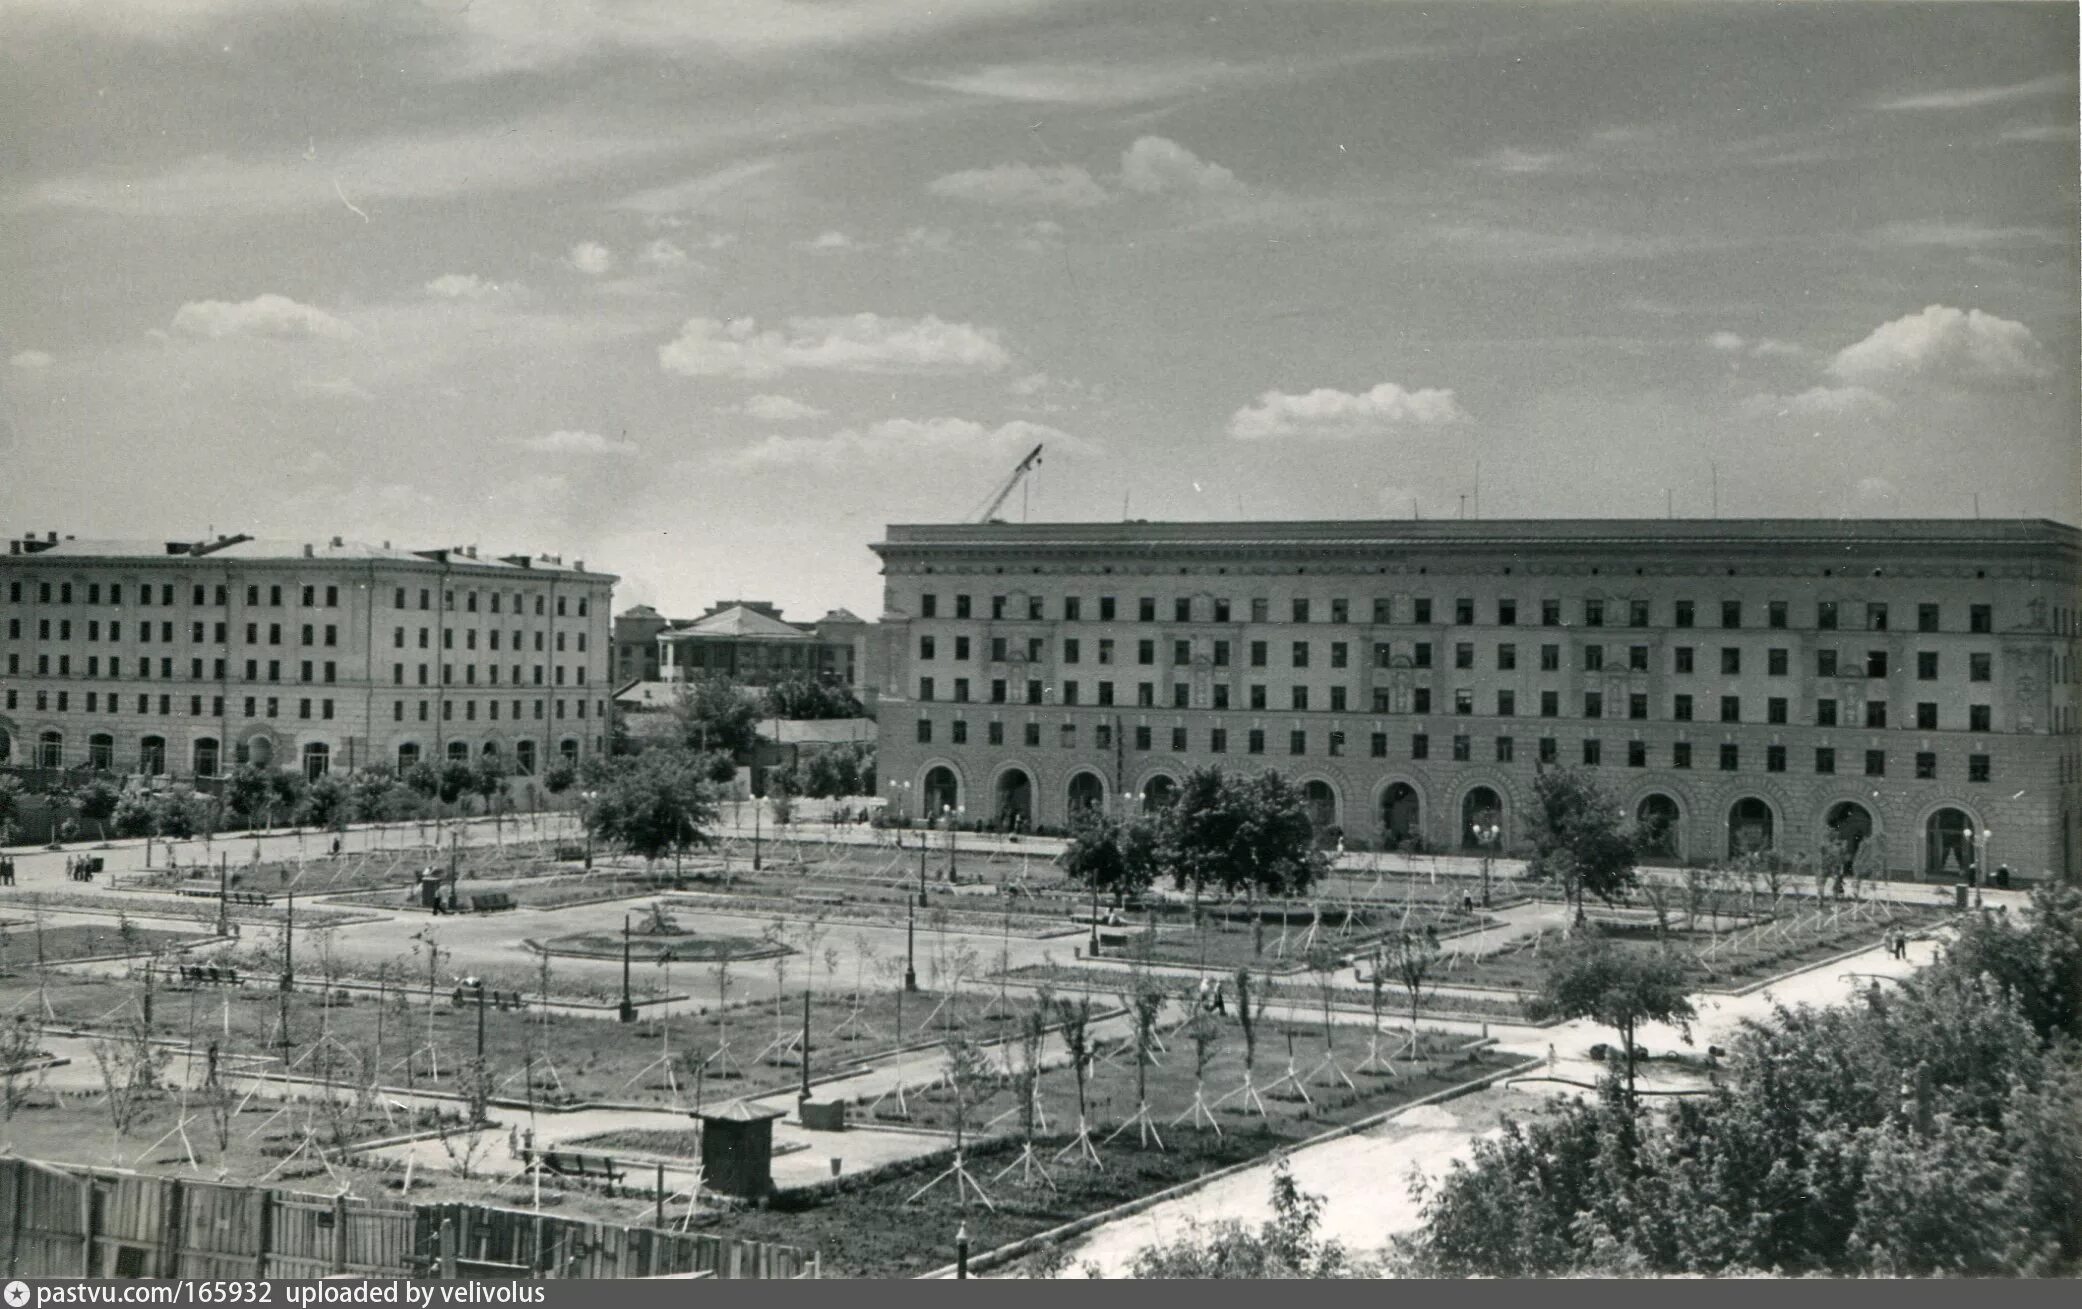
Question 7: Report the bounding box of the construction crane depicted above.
[970,443,1044,523]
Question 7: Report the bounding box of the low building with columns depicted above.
[868,518,2082,882]
[0,530,616,785]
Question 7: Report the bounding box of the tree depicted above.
[0,775,23,836]
[0,1016,46,1120]
[939,1034,1002,1154]
[75,780,120,843]
[436,760,473,812]
[1945,884,2082,1043]
[225,764,273,826]
[1530,938,1694,1105]
[347,768,395,824]
[1126,1159,1365,1277]
[1524,766,1638,924]
[542,761,576,797]
[760,678,864,721]
[671,675,761,757]
[1059,809,1159,906]
[470,756,508,835]
[588,749,718,870]
[297,773,350,830]
[1158,767,1328,909]
[1386,930,1440,1063]
[1049,992,1099,1150]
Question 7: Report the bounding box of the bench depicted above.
[526,1149,626,1194]
[451,987,527,1011]
[469,892,516,914]
[177,889,271,908]
[180,965,244,987]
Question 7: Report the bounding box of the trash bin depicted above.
[1954,884,1970,910]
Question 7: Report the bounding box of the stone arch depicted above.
[1634,792,1684,860]
[137,734,164,775]
[1458,785,1507,850]
[1065,769,1107,817]
[243,731,277,769]
[917,760,963,816]
[990,763,1036,831]
[192,737,221,778]
[301,741,331,781]
[397,741,422,772]
[1918,803,1985,879]
[558,737,581,764]
[1135,771,1181,813]
[1299,777,1341,841]
[1726,795,1779,858]
[1820,798,1877,875]
[446,740,470,763]
[87,732,115,772]
[1371,774,1427,848]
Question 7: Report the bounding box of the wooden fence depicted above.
[0,1158,814,1279]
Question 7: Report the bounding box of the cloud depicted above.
[740,394,827,422]
[1868,221,2064,250]
[171,293,355,342]
[1473,147,1562,175]
[1229,383,1468,440]
[1828,305,2053,387]
[1119,136,1243,196]
[1709,332,1808,360]
[898,226,956,255]
[1016,220,1065,252]
[927,162,1108,209]
[512,429,638,457]
[1709,331,1746,353]
[424,273,498,299]
[9,350,53,370]
[659,314,1011,379]
[900,59,1244,106]
[1997,121,2078,144]
[637,239,689,267]
[730,418,1085,470]
[1739,386,1893,419]
[1873,74,2072,112]
[567,242,615,275]
[801,230,865,253]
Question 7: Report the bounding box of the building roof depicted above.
[8,532,613,578]
[765,718,876,746]
[612,680,681,711]
[697,1098,786,1123]
[618,604,663,619]
[663,604,812,641]
[815,608,865,625]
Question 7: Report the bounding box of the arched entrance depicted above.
[1824,801,1873,878]
[1728,797,1774,857]
[193,737,220,778]
[1303,780,1339,843]
[88,734,114,772]
[1460,786,1504,849]
[558,738,580,764]
[1636,794,1681,859]
[246,736,274,769]
[482,741,501,760]
[302,742,331,781]
[1066,770,1105,817]
[397,742,421,771]
[138,735,163,775]
[1142,774,1179,813]
[1380,782,1420,847]
[38,731,63,770]
[515,740,537,775]
[447,741,470,763]
[1926,807,1974,878]
[994,768,1034,830]
[922,765,960,816]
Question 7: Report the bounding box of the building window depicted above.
[1582,738,1601,766]
[1917,651,1939,680]
[1866,650,1888,678]
[1719,743,1739,772]
[1584,691,1603,719]
[1540,690,1559,718]
[1628,692,1648,720]
[1768,647,1788,677]
[1410,733,1428,760]
[1674,694,1693,721]
[919,676,935,701]
[1864,749,1886,777]
[1539,737,1557,765]
[1584,599,1604,627]
[1291,686,1310,711]
[1918,603,1940,633]
[951,719,968,745]
[1247,729,1265,755]
[1540,644,1560,672]
[1583,645,1604,672]
[1817,697,1838,726]
[916,718,932,744]
[1720,695,1741,723]
[1249,641,1266,668]
[1099,596,1116,621]
[1414,642,1433,669]
[1497,643,1517,671]
[1674,600,1694,629]
[1768,600,1787,629]
[1722,600,1742,629]
[954,678,971,703]
[1024,722,1041,747]
[1672,742,1691,769]
[1289,730,1306,756]
[1063,681,1080,705]
[1916,701,1937,729]
[1211,728,1228,753]
[1766,745,1786,773]
[1414,598,1433,624]
[1968,754,1990,782]
[988,721,1005,746]
[1675,647,1694,674]
[1914,751,1936,780]
[1497,599,1517,626]
[1969,653,1992,682]
[1497,736,1516,763]
[1414,688,1432,713]
[1970,704,1990,732]
[1627,740,1647,768]
[1371,732,1388,758]
[1865,701,1887,729]
[1721,647,1741,675]
[1767,696,1788,724]
[1629,599,1650,627]
[1815,747,1835,774]
[955,595,972,619]
[1969,604,1991,634]
[1498,689,1517,716]
[1291,641,1309,669]
[1172,726,1188,752]
[1867,602,1888,632]
[1817,649,1838,677]
[1540,599,1560,627]
[1454,688,1473,715]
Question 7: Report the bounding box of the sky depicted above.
[0,1,2075,622]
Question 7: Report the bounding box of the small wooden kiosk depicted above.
[697,1100,788,1198]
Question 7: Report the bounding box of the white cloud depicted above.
[171,293,355,342]
[512,429,638,457]
[1229,382,1467,440]
[1739,386,1893,419]
[424,273,498,299]
[1119,136,1243,196]
[1828,305,2053,387]
[1474,147,1561,175]
[1874,74,2072,112]
[1017,220,1065,252]
[927,163,1108,209]
[9,350,53,370]
[901,59,1243,106]
[659,314,1012,379]
[1868,221,2063,250]
[802,230,865,253]
[1709,331,1807,360]
[1709,331,1747,353]
[637,239,689,267]
[730,418,1085,470]
[1997,121,2078,144]
[567,242,615,275]
[740,394,827,422]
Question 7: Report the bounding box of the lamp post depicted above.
[618,913,637,1023]
[945,804,963,883]
[1473,821,1501,908]
[904,897,918,991]
[580,789,597,870]
[1966,826,1991,887]
[753,788,763,872]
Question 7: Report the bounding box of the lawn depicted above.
[998,962,1536,1022]
[0,923,213,969]
[716,1042,1514,1277]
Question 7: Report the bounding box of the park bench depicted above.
[181,965,243,987]
[948,883,998,898]
[526,1149,626,1195]
[1096,927,1142,948]
[450,987,528,1011]
[469,892,517,913]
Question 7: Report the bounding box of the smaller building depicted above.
[624,601,864,690]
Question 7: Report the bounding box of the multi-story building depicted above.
[640,601,866,691]
[0,531,616,783]
[869,519,2082,881]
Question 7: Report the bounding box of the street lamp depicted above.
[904,897,918,992]
[579,789,598,869]
[1966,826,1992,887]
[1473,821,1502,908]
[618,914,637,1023]
[753,787,763,872]
[945,804,964,883]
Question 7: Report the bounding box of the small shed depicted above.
[696,1100,787,1199]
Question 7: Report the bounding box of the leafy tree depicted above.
[541,761,576,796]
[1945,883,2082,1043]
[347,768,396,823]
[1386,930,1440,1061]
[0,775,23,833]
[437,760,474,810]
[939,1033,1002,1154]
[224,764,273,825]
[75,780,120,843]
[267,770,307,824]
[588,749,718,869]
[470,756,508,833]
[1127,1159,1366,1277]
[1525,766,1638,923]
[1529,938,1695,1106]
[1158,767,1328,907]
[1049,992,1098,1138]
[1059,809,1160,906]
[760,678,864,721]
[297,774,350,831]
[671,675,762,757]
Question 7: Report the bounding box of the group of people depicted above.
[64,855,97,882]
[0,855,14,886]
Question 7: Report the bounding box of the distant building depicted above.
[0,530,616,783]
[614,600,867,693]
[869,518,2081,881]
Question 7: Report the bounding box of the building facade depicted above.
[639,601,865,690]
[869,519,2082,881]
[0,532,616,784]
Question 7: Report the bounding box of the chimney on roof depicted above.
[465,546,476,560]
[303,543,314,558]
[574,560,584,572]
[46,531,56,543]
[330,535,344,548]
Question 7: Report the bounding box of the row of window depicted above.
[6,652,587,687]
[3,618,592,655]
[5,578,596,619]
[909,715,1995,781]
[5,686,604,723]
[13,732,587,777]
[913,674,1997,729]
[392,626,583,652]
[915,591,2008,634]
